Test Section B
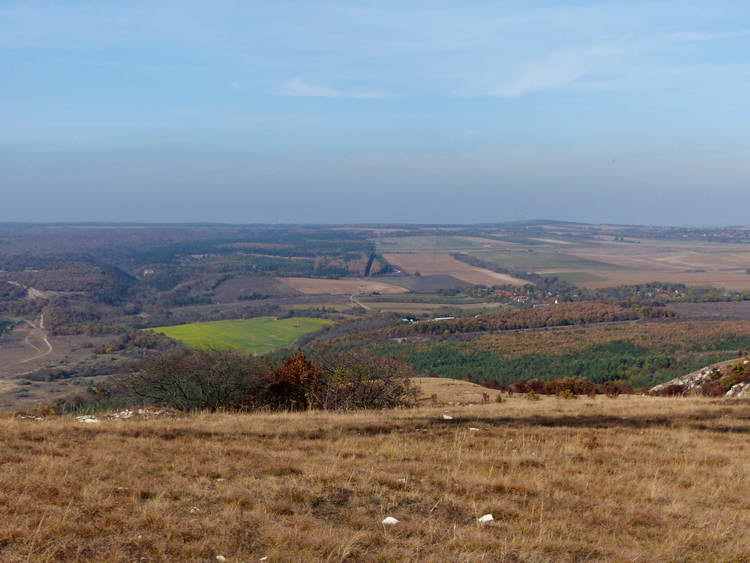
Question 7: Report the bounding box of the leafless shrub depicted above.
[113,348,271,411]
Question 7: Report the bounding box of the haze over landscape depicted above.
[3,0,750,224]
[7,3,750,561]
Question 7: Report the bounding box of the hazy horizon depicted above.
[3,1,750,225]
[0,218,747,229]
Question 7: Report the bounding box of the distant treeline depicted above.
[385,303,672,337]
[132,231,375,265]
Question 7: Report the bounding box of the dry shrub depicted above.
[266,353,319,410]
[112,348,271,411]
[111,347,416,412]
[306,347,418,411]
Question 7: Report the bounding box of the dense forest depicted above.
[373,339,738,389]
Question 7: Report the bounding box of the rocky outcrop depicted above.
[649,359,750,397]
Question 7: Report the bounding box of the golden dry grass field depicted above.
[382,253,528,286]
[3,396,750,561]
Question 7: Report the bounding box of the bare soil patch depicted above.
[279,277,408,295]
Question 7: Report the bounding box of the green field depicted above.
[468,249,620,271]
[376,236,484,252]
[148,317,333,354]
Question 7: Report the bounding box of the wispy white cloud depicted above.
[279,77,395,99]
[485,45,620,98]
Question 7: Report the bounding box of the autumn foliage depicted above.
[385,302,673,337]
[112,348,416,412]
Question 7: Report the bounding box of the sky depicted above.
[2,0,750,225]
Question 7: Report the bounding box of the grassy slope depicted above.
[148,317,333,354]
[3,397,750,561]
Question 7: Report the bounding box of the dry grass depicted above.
[413,377,502,405]
[3,397,750,561]
[382,253,527,286]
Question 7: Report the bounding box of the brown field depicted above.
[533,241,750,289]
[383,253,528,286]
[279,277,408,295]
[577,269,750,290]
[4,396,750,561]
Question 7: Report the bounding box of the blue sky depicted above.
[2,1,750,224]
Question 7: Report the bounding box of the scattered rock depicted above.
[478,514,494,523]
[726,382,750,398]
[190,506,200,514]
[15,415,44,422]
[216,556,227,562]
[382,516,400,525]
[76,415,100,424]
[468,427,479,432]
[441,414,453,420]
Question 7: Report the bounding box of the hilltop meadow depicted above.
[3,395,750,562]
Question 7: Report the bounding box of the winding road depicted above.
[18,313,52,365]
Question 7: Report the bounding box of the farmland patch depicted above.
[279,277,408,295]
[148,317,333,354]
[382,253,527,286]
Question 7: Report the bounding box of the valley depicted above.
[3,220,750,411]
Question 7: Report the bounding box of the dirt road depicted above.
[17,313,52,365]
